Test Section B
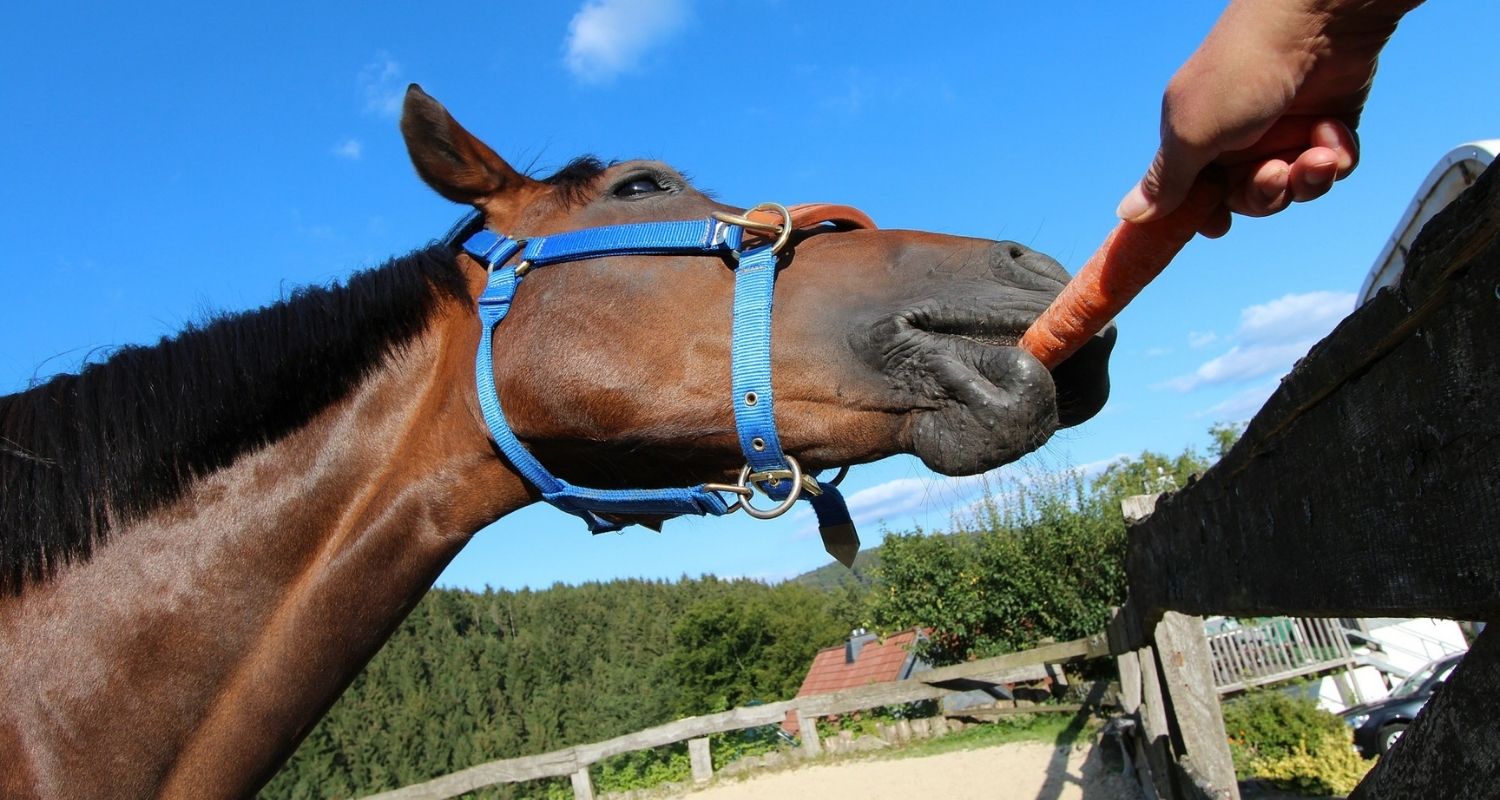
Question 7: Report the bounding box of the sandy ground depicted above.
[683,740,1143,800]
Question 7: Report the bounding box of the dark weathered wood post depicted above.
[1107,159,1500,796]
[1349,624,1500,799]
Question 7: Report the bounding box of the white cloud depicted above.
[1194,381,1280,421]
[564,0,688,83]
[1237,291,1353,344]
[332,138,363,160]
[1188,330,1218,349]
[1144,346,1172,358]
[1161,291,1353,393]
[1075,453,1130,476]
[789,454,1127,541]
[359,52,404,117]
[790,471,999,541]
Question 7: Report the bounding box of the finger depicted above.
[1288,147,1340,202]
[1198,204,1232,239]
[1309,118,1359,178]
[1217,116,1358,167]
[1119,129,1216,223]
[1226,158,1291,217]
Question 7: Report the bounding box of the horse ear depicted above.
[400,84,529,206]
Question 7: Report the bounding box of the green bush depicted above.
[1249,734,1371,797]
[1222,689,1371,795]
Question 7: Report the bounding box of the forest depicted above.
[264,427,1237,798]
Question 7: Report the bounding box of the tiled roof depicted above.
[783,629,925,734]
[795,629,922,697]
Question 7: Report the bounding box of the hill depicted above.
[790,547,883,591]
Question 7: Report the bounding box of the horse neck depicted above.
[0,297,530,799]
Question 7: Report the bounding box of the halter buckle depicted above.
[715,454,808,520]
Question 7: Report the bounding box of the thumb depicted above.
[1118,136,1213,223]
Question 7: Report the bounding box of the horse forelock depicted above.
[0,244,470,595]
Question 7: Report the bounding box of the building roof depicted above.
[783,628,927,734]
[796,629,924,697]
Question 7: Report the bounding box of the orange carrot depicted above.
[1020,179,1226,370]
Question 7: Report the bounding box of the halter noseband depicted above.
[454,202,877,565]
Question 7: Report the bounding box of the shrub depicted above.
[1249,733,1372,796]
[1222,689,1371,795]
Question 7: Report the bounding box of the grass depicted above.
[878,710,1103,762]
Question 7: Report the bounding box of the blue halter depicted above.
[452,204,858,559]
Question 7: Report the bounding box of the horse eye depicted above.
[614,177,665,198]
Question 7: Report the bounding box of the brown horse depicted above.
[0,85,1113,798]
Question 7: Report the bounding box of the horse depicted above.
[0,84,1114,798]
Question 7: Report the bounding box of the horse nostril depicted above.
[991,240,1070,289]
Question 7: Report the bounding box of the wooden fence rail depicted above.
[1108,158,1500,799]
[364,635,1109,800]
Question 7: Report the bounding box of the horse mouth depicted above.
[872,310,1115,476]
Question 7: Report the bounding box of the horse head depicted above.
[402,85,1114,494]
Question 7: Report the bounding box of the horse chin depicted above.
[904,337,1059,476]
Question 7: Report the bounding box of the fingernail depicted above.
[1116,185,1152,222]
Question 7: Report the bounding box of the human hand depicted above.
[1117,0,1423,237]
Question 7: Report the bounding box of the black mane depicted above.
[0,244,469,594]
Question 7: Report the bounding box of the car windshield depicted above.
[1389,659,1450,699]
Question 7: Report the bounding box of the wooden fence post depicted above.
[1155,612,1239,800]
[569,767,593,800]
[1115,648,1162,800]
[688,737,712,784]
[1137,644,1178,800]
[1117,648,1142,715]
[1121,494,1239,800]
[795,709,821,757]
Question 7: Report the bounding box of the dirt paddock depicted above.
[683,739,1142,800]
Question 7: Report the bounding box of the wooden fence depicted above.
[1205,616,1353,694]
[1105,157,1500,799]
[366,636,1110,800]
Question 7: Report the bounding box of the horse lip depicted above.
[895,328,1060,476]
[917,310,1116,430]
[905,310,1031,350]
[1050,325,1116,428]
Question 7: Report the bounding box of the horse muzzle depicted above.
[857,240,1116,475]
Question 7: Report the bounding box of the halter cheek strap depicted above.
[455,204,873,565]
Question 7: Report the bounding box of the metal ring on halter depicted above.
[736,454,806,520]
[711,202,794,258]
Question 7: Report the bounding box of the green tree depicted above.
[871,471,1128,664]
[1209,420,1247,459]
[666,583,845,715]
[871,434,1224,666]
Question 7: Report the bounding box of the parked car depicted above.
[1342,650,1466,758]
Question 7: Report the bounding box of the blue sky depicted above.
[3,1,1495,591]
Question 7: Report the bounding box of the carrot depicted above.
[1020,179,1226,370]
